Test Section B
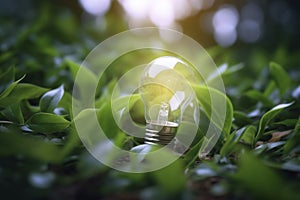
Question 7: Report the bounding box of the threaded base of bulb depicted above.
[144,121,178,146]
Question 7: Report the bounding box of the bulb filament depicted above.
[157,102,169,125]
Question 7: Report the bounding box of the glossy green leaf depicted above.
[183,137,204,168]
[256,102,293,141]
[255,141,285,154]
[193,85,233,138]
[27,112,70,134]
[0,83,48,107]
[240,125,256,146]
[269,62,291,95]
[131,144,157,163]
[40,85,64,112]
[283,116,300,153]
[220,127,245,157]
[57,92,74,116]
[222,63,244,76]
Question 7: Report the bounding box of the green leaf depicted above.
[131,144,157,163]
[240,125,256,146]
[198,135,216,158]
[269,62,291,95]
[1,102,24,124]
[183,137,204,168]
[283,116,300,153]
[256,102,294,141]
[27,112,70,134]
[193,85,233,138]
[57,92,74,116]
[263,81,276,97]
[207,63,228,82]
[222,63,244,76]
[274,118,298,127]
[0,66,14,93]
[233,151,299,199]
[233,111,253,126]
[245,90,274,107]
[0,75,25,100]
[111,94,141,114]
[220,127,245,157]
[40,85,64,112]
[61,125,80,157]
[65,59,80,80]
[0,83,48,107]
[96,101,119,139]
[111,94,145,126]
[151,155,185,193]
[67,60,98,110]
[255,141,285,154]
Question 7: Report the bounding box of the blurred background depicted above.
[1,0,299,87]
[1,0,299,88]
[1,0,299,57]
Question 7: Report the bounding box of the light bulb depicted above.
[139,56,197,146]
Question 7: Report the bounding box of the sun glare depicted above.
[119,0,213,30]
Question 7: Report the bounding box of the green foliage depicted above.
[269,62,291,96]
[0,1,300,199]
[193,85,233,138]
[27,112,70,134]
[233,151,299,199]
[0,131,62,163]
[256,102,293,141]
[0,83,48,107]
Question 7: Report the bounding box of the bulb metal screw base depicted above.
[144,121,178,146]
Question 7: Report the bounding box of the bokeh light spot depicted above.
[149,0,174,27]
[213,5,239,47]
[79,0,111,16]
[119,0,212,29]
[29,172,55,189]
[238,20,261,43]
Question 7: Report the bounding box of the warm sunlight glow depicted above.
[119,0,213,29]
[79,0,111,16]
[121,0,149,19]
[149,0,174,27]
[213,5,239,47]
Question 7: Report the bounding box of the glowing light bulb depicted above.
[139,56,197,146]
